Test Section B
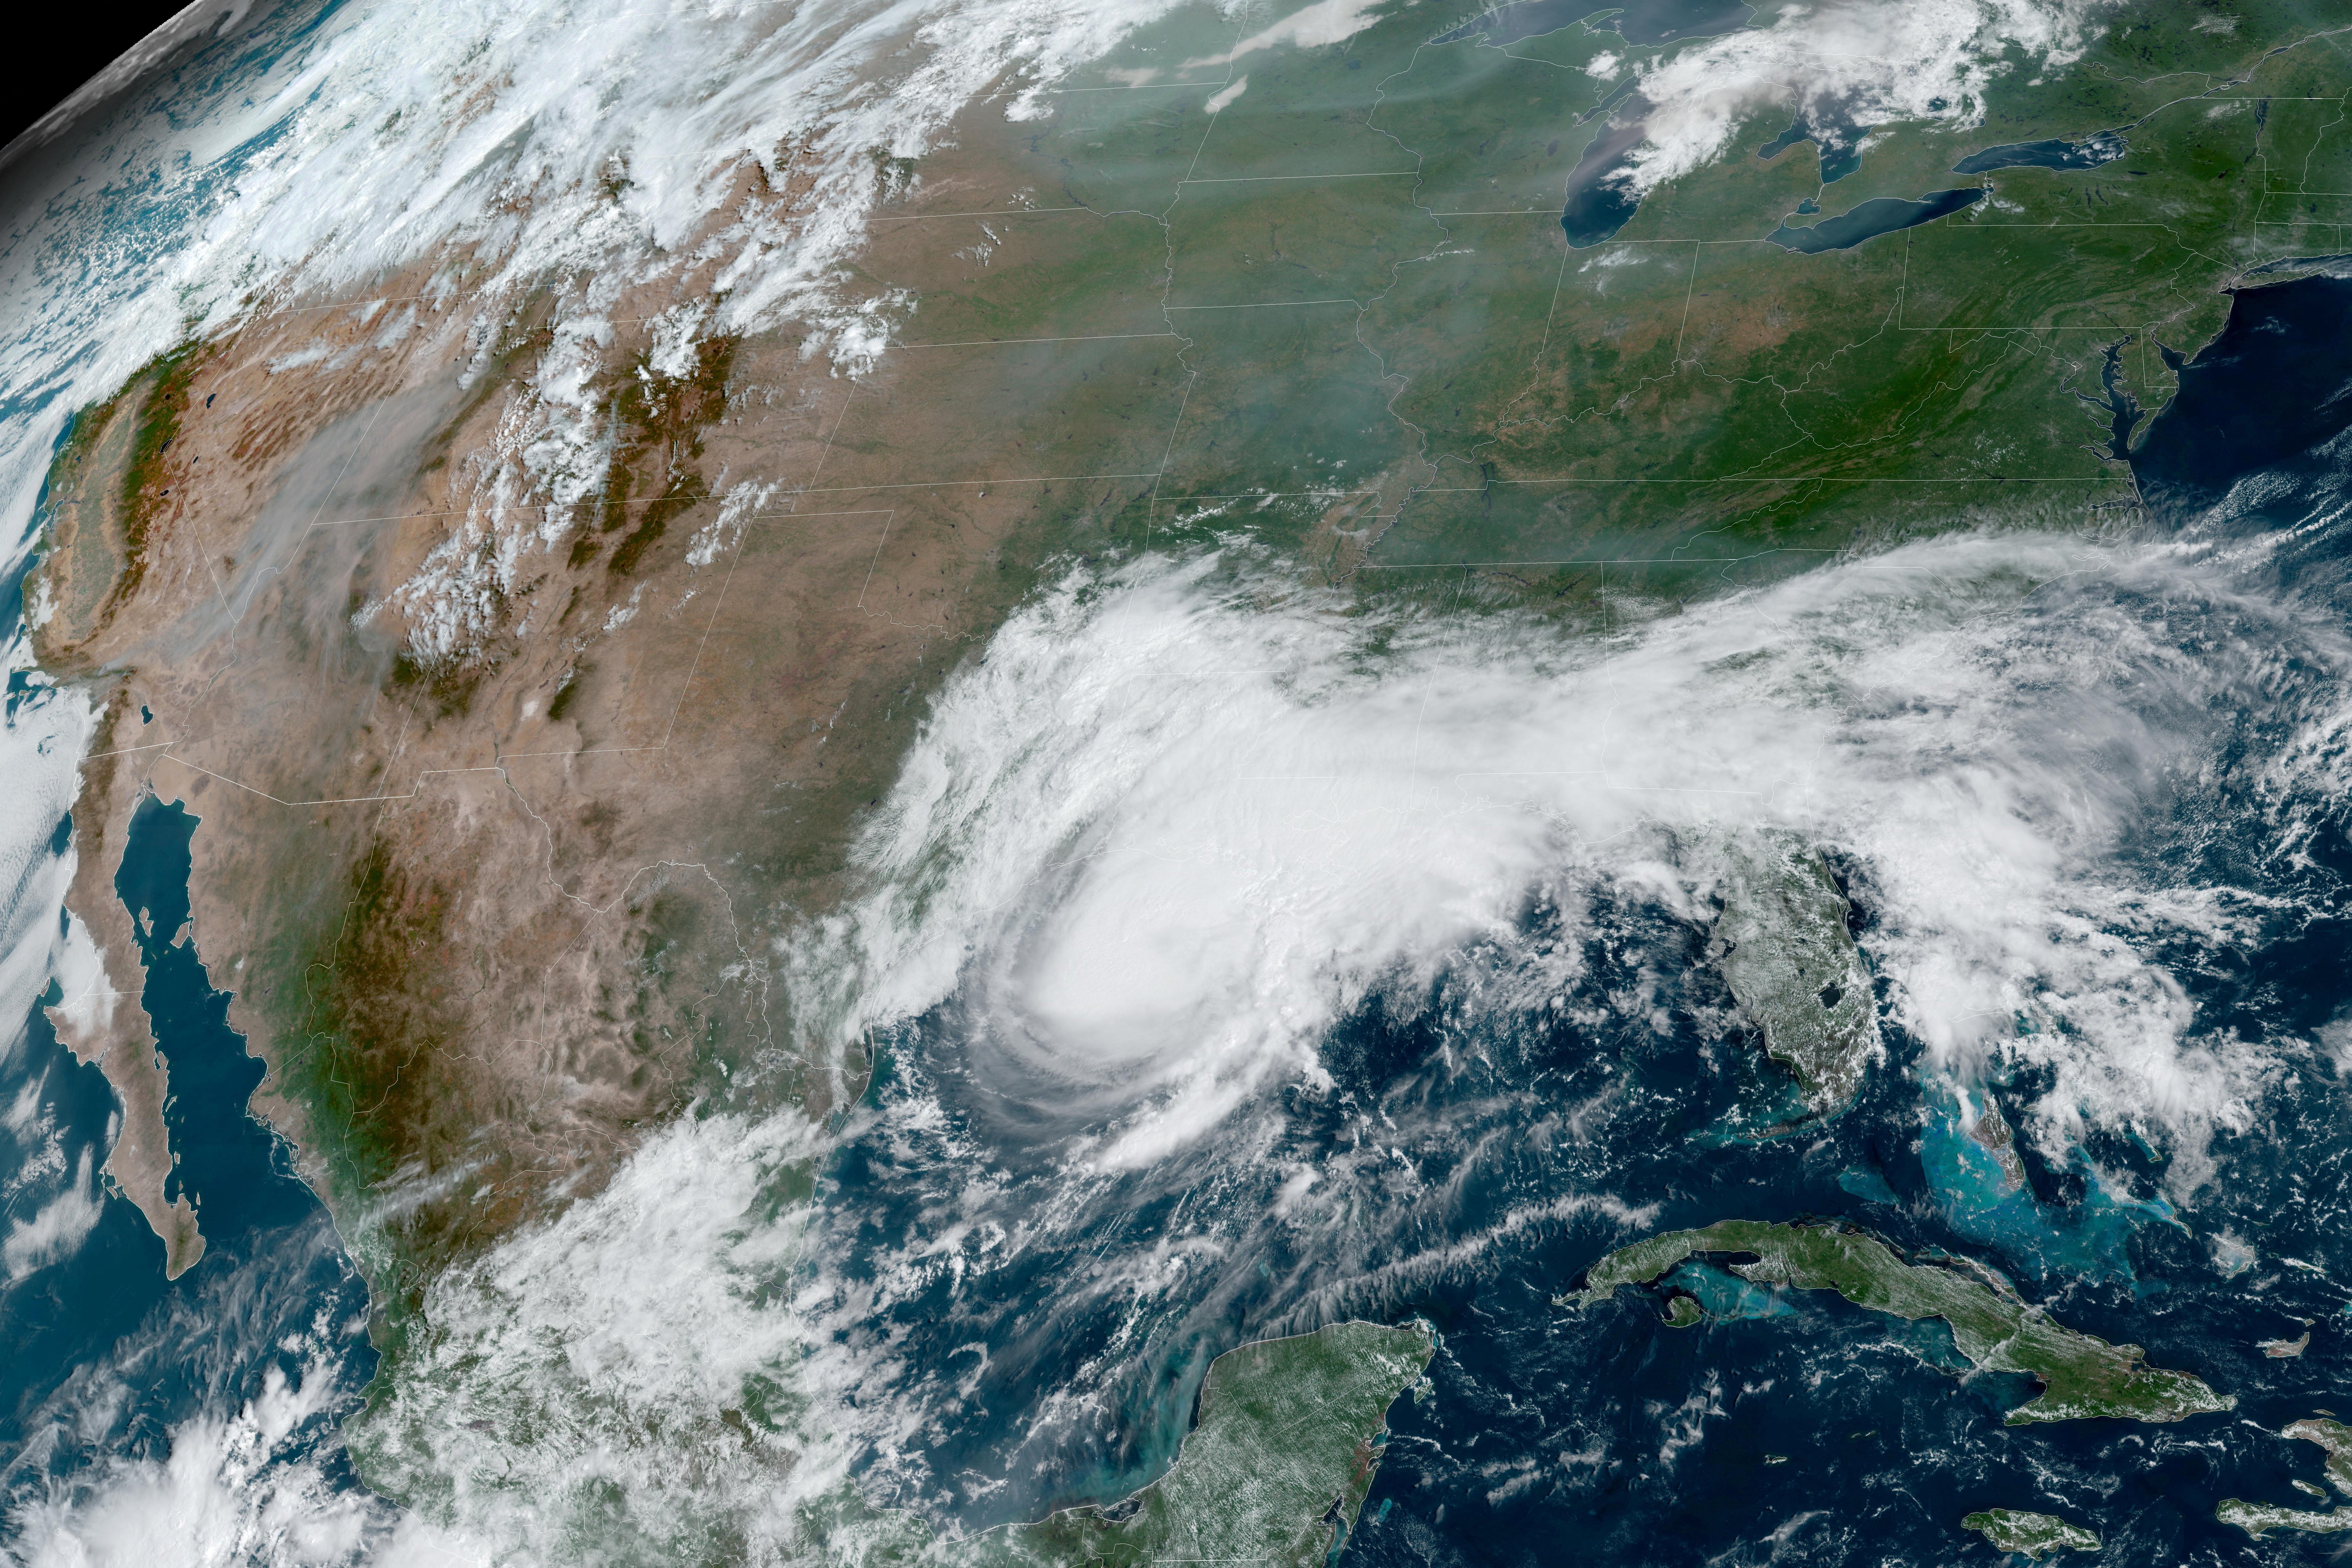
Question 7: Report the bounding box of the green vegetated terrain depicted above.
[783,6,2352,1546]
[2216,1416,2352,1537]
[2287,1416,2352,1494]
[802,1322,1434,1568]
[1567,1220,2235,1424]
[2215,1499,2352,1538]
[33,344,206,664]
[1715,831,1877,1118]
[34,0,2352,1552]
[878,0,2352,597]
[962,1321,1433,1568]
[1960,1507,2102,1559]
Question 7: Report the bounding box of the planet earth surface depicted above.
[4,0,2352,1563]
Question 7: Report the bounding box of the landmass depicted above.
[1965,1093,2030,1191]
[2285,1416,2352,1493]
[29,288,896,1304]
[34,0,2350,1310]
[1715,832,1876,1115]
[2259,1322,2313,1358]
[2218,1415,2352,1535]
[1565,1220,2233,1424]
[2214,1500,2352,1539]
[17,0,2349,1533]
[960,1321,1432,1568]
[1960,1508,2100,1559]
[800,1322,1433,1567]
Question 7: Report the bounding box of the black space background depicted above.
[4,4,209,152]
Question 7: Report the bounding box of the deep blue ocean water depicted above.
[8,261,2352,1568]
[814,274,2352,1566]
[826,873,2352,1563]
[2137,273,2352,519]
[0,796,373,1529]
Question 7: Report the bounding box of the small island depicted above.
[1565,1220,2233,1425]
[1961,1508,2100,1559]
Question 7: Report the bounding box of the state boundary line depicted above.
[143,397,892,809]
[122,39,2328,817]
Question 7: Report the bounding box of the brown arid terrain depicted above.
[27,122,1167,1320]
[25,0,2213,1414]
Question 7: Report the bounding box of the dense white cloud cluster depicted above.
[10,526,2317,1564]
[813,530,2292,1189]
[0,0,1214,664]
[1611,0,2102,194]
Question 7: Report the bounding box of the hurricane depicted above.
[7,0,2352,1563]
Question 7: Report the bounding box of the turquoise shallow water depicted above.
[8,75,2352,1568]
[1662,1260,1799,1322]
[1919,1082,2175,1287]
[815,278,2352,1557]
